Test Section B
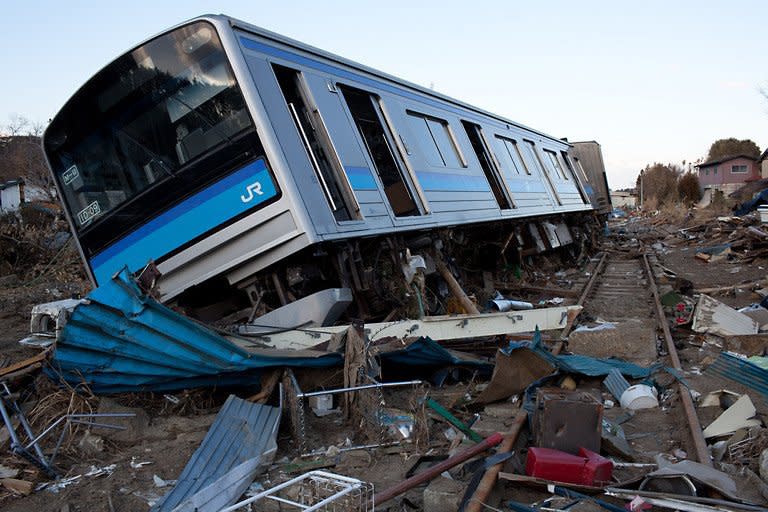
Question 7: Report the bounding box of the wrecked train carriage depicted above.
[43,14,606,321]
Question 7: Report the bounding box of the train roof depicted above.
[47,13,572,151]
[221,14,569,147]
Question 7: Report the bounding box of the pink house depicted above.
[697,154,761,195]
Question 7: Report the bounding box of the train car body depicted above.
[570,141,612,215]
[43,15,605,320]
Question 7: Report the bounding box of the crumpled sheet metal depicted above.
[151,395,280,512]
[50,268,341,393]
[50,268,490,393]
[707,352,768,400]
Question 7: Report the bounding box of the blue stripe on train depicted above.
[416,171,490,192]
[90,159,277,285]
[344,166,377,190]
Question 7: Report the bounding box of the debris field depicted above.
[2,207,768,511]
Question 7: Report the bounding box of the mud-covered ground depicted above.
[1,208,767,510]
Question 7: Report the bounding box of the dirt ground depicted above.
[1,209,768,510]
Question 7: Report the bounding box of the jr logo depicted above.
[240,181,264,203]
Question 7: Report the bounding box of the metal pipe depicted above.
[373,432,504,505]
[465,410,527,512]
[642,254,711,466]
[426,398,483,443]
[300,441,402,458]
[220,471,366,512]
[297,380,422,398]
[0,398,22,449]
[605,487,765,511]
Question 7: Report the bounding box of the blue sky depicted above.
[2,1,766,189]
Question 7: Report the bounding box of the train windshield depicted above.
[44,21,252,230]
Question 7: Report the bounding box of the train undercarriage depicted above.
[170,212,603,330]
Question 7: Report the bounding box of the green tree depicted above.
[706,138,761,161]
[677,172,702,206]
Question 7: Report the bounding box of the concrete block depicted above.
[96,397,149,443]
[423,476,465,511]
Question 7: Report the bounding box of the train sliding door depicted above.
[272,64,359,221]
[338,85,422,217]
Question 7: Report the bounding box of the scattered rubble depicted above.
[2,208,768,511]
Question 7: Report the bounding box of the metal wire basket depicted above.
[220,470,374,512]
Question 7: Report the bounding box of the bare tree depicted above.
[637,163,682,207]
[0,115,55,201]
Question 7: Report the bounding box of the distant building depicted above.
[696,154,761,195]
[610,190,637,209]
[760,148,768,179]
[0,178,24,212]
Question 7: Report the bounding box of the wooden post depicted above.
[465,410,527,512]
[434,255,480,315]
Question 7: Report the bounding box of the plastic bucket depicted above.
[619,384,659,410]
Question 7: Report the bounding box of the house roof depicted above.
[696,154,757,168]
[759,148,768,162]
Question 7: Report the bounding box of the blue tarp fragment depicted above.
[734,188,768,216]
[50,268,489,393]
[528,328,655,379]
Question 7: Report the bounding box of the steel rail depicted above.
[559,252,607,342]
[642,253,711,466]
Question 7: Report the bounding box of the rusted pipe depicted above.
[434,256,481,315]
[373,432,503,505]
[465,410,528,512]
[642,254,711,466]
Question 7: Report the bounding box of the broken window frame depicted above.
[337,83,426,217]
[461,120,514,210]
[272,63,361,222]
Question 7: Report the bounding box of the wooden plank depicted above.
[0,350,49,378]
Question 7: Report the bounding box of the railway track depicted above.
[567,250,711,466]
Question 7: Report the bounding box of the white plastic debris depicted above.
[153,474,176,488]
[130,456,153,469]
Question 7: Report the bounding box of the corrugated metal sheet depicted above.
[152,395,280,512]
[603,369,631,400]
[50,268,489,393]
[707,352,768,400]
[692,294,759,337]
[51,268,341,393]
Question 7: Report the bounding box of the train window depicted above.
[495,136,528,175]
[461,121,513,209]
[544,149,567,180]
[523,140,562,205]
[406,111,464,168]
[272,64,359,222]
[338,84,421,217]
[563,152,591,204]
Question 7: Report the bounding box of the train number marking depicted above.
[240,181,264,203]
[77,201,101,225]
[63,165,79,186]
